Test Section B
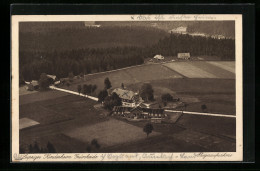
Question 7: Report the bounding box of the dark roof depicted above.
[112,88,136,100]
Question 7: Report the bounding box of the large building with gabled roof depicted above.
[111,88,142,107]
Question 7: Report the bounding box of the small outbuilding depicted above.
[153,54,164,60]
[177,53,190,59]
[47,74,57,81]
[26,80,39,91]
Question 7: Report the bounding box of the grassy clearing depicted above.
[65,119,160,148]
[20,93,101,126]
[19,90,69,105]
[59,64,182,95]
[177,114,236,140]
[19,102,74,125]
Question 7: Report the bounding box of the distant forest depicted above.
[19,23,235,81]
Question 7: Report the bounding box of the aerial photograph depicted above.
[18,21,236,153]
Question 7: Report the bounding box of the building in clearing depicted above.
[47,74,57,81]
[26,80,39,91]
[112,88,142,107]
[153,54,164,60]
[177,53,191,60]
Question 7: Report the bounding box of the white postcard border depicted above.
[11,14,243,162]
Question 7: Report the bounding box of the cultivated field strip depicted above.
[163,62,218,78]
[190,62,235,79]
[19,118,40,130]
[206,61,235,74]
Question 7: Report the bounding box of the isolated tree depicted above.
[91,139,101,149]
[87,84,92,94]
[140,83,154,102]
[183,102,187,111]
[83,84,88,95]
[66,82,70,88]
[143,123,154,138]
[28,144,34,153]
[77,85,82,95]
[104,77,112,89]
[121,83,125,89]
[103,92,122,110]
[91,85,97,94]
[86,145,92,152]
[33,141,40,153]
[61,79,66,85]
[39,147,47,153]
[38,73,51,90]
[98,89,108,102]
[68,72,74,82]
[201,104,207,113]
[47,141,56,153]
[161,93,173,102]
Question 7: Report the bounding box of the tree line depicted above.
[20,141,56,153]
[20,34,235,82]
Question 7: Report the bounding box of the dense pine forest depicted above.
[19,23,235,81]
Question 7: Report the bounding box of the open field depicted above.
[20,94,101,126]
[128,78,235,114]
[207,61,235,73]
[177,114,236,139]
[60,63,182,95]
[164,62,218,78]
[20,90,69,105]
[188,61,235,79]
[59,61,235,98]
[102,116,235,152]
[163,61,235,79]
[65,119,160,147]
